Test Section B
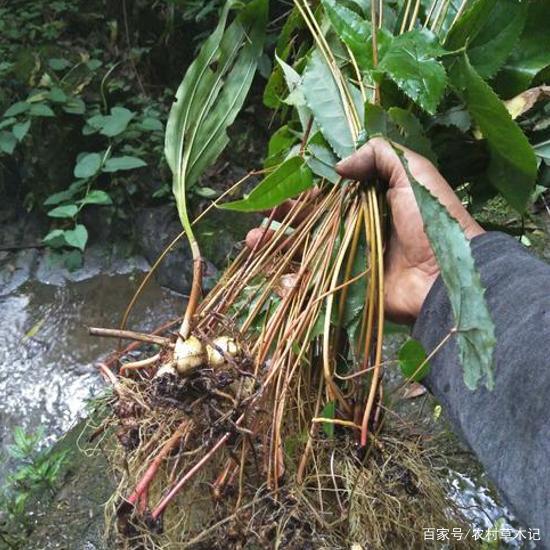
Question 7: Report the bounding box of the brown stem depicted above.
[89,327,171,347]
[179,254,203,339]
[126,419,189,507]
[151,433,229,520]
[119,353,161,376]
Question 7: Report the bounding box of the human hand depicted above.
[246,137,484,324]
[335,137,484,323]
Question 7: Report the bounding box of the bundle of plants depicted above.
[88,0,548,547]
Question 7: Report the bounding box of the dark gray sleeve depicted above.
[413,232,550,544]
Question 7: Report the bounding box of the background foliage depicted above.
[0,0,269,268]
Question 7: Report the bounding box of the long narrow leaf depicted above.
[165,0,268,228]
[302,49,364,159]
[220,156,314,212]
[450,54,537,212]
[400,154,496,391]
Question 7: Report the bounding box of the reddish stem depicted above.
[151,433,229,520]
[126,419,189,506]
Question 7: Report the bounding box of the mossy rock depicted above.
[23,422,115,549]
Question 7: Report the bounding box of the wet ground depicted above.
[1,206,548,548]
[0,246,182,485]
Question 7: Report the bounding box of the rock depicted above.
[135,204,260,294]
[16,422,116,549]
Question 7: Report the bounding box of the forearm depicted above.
[413,232,550,544]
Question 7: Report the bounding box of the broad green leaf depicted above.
[74,152,102,179]
[0,131,17,154]
[321,0,393,73]
[102,156,146,172]
[165,0,267,236]
[44,189,76,206]
[80,190,113,205]
[221,156,313,212]
[321,0,372,71]
[64,249,83,271]
[364,104,437,163]
[387,108,437,163]
[468,0,528,79]
[319,401,336,438]
[265,125,298,168]
[303,49,363,159]
[100,107,135,137]
[48,58,71,71]
[306,132,340,184]
[0,117,16,130]
[450,55,537,211]
[398,339,430,382]
[400,153,495,390]
[444,0,497,51]
[379,29,447,114]
[493,0,550,98]
[140,117,163,132]
[12,120,31,142]
[48,204,78,218]
[42,229,66,248]
[63,224,88,251]
[47,88,67,103]
[29,104,55,117]
[3,102,30,117]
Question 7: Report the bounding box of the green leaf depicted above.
[398,339,430,382]
[306,132,340,184]
[321,0,372,71]
[0,117,16,130]
[43,229,66,248]
[468,0,528,79]
[63,224,88,251]
[12,120,31,142]
[379,29,447,114]
[64,249,83,271]
[48,204,78,219]
[47,87,68,103]
[445,0,497,51]
[44,189,75,206]
[140,117,163,132]
[265,125,298,168]
[194,186,219,199]
[165,0,267,236]
[80,190,112,205]
[102,156,147,172]
[221,156,313,212]
[100,107,135,137]
[399,153,496,390]
[364,104,437,163]
[303,49,364,159]
[3,102,30,117]
[62,97,86,115]
[341,234,367,341]
[48,58,71,71]
[387,108,437,163]
[319,401,336,438]
[74,153,102,179]
[277,55,313,132]
[321,0,393,72]
[450,55,537,211]
[29,104,55,117]
[0,131,17,154]
[493,0,550,98]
